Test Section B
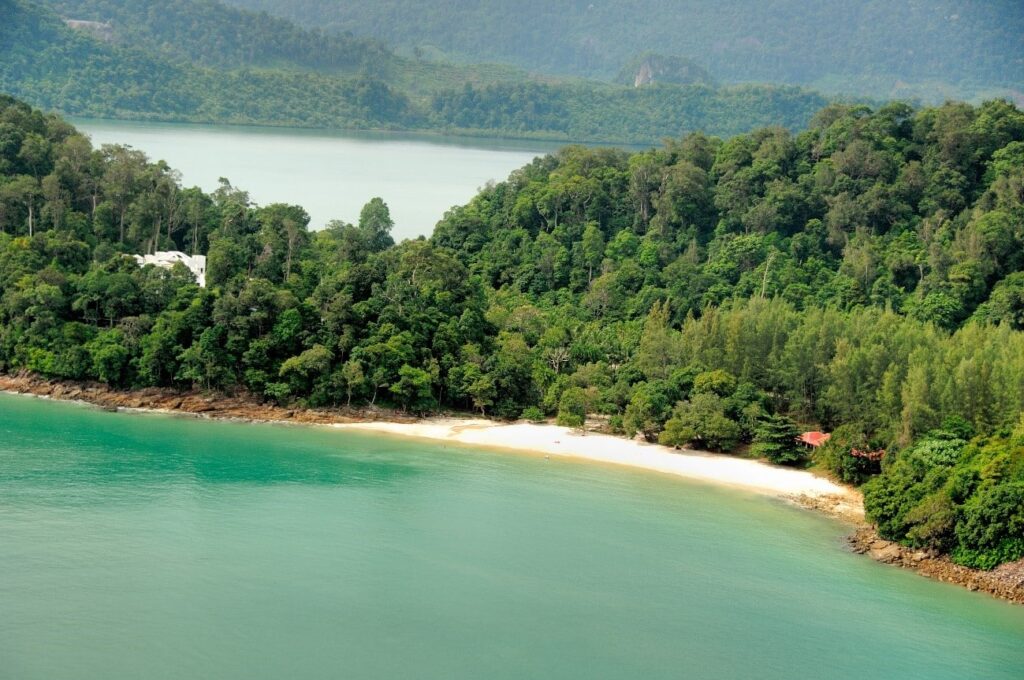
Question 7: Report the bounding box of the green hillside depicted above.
[226,0,1024,103]
[41,0,396,73]
[2,0,833,143]
[0,0,415,127]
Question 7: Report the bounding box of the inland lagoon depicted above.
[74,119,558,239]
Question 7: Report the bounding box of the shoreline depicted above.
[67,112,651,148]
[2,372,1021,604]
[332,419,864,519]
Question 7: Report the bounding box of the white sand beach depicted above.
[335,419,863,517]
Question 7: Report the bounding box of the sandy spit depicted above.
[334,419,864,519]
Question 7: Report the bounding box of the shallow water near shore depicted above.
[2,393,1023,679]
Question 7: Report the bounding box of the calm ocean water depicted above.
[1,393,1022,679]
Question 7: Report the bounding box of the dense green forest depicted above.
[39,0,396,72]
[0,94,1022,567]
[227,0,1024,103]
[0,0,416,128]
[1,0,829,143]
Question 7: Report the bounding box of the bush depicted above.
[667,393,742,452]
[862,434,964,544]
[520,406,546,423]
[864,431,1024,569]
[912,434,968,467]
[814,424,881,484]
[556,387,586,428]
[622,380,672,441]
[952,482,1024,569]
[658,417,696,448]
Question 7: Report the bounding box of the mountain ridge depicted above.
[1,0,834,144]
[224,0,1024,103]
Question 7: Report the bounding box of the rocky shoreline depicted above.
[0,372,413,426]
[2,371,1022,606]
[847,528,1024,605]
[797,494,1024,605]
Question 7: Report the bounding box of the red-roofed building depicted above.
[798,431,831,447]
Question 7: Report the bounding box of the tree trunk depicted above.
[760,251,775,298]
[152,217,162,254]
[27,202,33,237]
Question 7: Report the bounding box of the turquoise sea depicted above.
[1,393,1022,679]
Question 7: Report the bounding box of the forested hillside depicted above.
[0,0,416,128]
[40,0,397,73]
[1,95,1022,567]
[228,0,1024,103]
[426,81,826,142]
[0,0,830,143]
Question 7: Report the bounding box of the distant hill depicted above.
[0,0,414,127]
[224,0,1024,103]
[40,0,397,73]
[2,0,830,144]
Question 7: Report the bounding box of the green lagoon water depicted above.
[1,393,1022,679]
[73,119,558,239]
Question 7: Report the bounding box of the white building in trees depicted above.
[134,251,207,287]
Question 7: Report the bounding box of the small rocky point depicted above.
[848,527,1024,604]
[0,372,416,426]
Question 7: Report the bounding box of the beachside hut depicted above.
[798,431,831,448]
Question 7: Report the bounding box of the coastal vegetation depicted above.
[0,93,1023,567]
[2,0,827,144]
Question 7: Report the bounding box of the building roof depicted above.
[798,431,831,447]
[133,251,207,287]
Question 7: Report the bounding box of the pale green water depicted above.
[73,119,559,239]
[1,393,1022,680]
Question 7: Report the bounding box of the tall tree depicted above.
[2,175,40,236]
[358,197,395,252]
[101,145,147,243]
